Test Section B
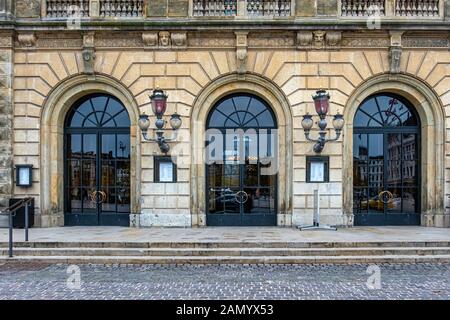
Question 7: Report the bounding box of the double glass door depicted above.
[206,133,277,226]
[65,131,131,226]
[353,131,420,225]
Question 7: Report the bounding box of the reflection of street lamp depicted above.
[119,141,126,157]
[138,88,182,154]
[301,90,344,153]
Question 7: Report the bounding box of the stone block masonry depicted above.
[0,35,13,210]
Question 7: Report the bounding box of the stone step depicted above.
[1,241,449,249]
[1,255,450,264]
[1,247,450,257]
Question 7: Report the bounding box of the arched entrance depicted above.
[64,94,131,226]
[353,93,421,226]
[205,94,278,226]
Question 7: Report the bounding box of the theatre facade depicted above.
[0,0,449,228]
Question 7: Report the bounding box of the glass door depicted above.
[64,94,131,226]
[353,93,420,226]
[205,94,278,226]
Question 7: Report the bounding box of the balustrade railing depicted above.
[193,0,237,16]
[341,0,386,16]
[395,0,440,17]
[247,0,291,16]
[46,0,89,18]
[100,0,144,17]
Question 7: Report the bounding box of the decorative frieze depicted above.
[248,32,295,47]
[297,30,342,49]
[188,33,235,47]
[171,32,188,48]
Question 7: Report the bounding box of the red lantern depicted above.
[312,89,330,118]
[150,89,168,118]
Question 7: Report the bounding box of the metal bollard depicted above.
[25,202,29,242]
[8,211,12,258]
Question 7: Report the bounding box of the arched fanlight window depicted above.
[354,94,419,128]
[66,94,131,128]
[207,94,277,129]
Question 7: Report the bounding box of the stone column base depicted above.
[39,212,64,227]
[422,214,450,228]
[139,210,191,227]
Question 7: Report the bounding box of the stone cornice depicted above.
[2,17,450,31]
[10,30,449,51]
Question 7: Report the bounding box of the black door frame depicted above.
[63,94,131,227]
[353,125,421,226]
[205,129,278,226]
[205,94,278,226]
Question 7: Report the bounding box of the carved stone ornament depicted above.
[313,30,326,49]
[389,46,402,74]
[82,48,96,75]
[142,32,158,48]
[159,31,171,47]
[326,31,342,47]
[297,31,313,47]
[17,33,37,48]
[82,33,96,74]
[235,31,248,75]
[171,32,187,48]
[389,31,404,74]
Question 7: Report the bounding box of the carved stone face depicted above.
[159,32,171,47]
[313,31,326,44]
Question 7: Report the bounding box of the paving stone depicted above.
[0,263,448,300]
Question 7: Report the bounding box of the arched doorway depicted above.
[353,93,421,226]
[64,94,131,226]
[205,94,278,226]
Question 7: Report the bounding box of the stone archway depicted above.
[190,73,293,227]
[343,73,448,227]
[40,74,141,227]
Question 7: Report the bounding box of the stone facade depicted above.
[0,0,449,228]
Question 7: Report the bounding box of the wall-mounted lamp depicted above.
[138,88,182,154]
[301,90,344,153]
[15,164,33,187]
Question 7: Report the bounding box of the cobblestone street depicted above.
[0,263,448,300]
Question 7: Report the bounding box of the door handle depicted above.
[235,191,249,204]
[88,191,107,204]
[378,190,394,204]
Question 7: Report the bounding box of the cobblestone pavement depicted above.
[0,263,448,300]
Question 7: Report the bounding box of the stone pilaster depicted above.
[0,32,13,209]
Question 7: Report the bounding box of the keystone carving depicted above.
[235,31,248,75]
[82,33,96,74]
[389,31,404,74]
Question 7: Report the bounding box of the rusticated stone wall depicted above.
[0,32,13,212]
[10,29,450,227]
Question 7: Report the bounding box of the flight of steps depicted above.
[1,241,450,264]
